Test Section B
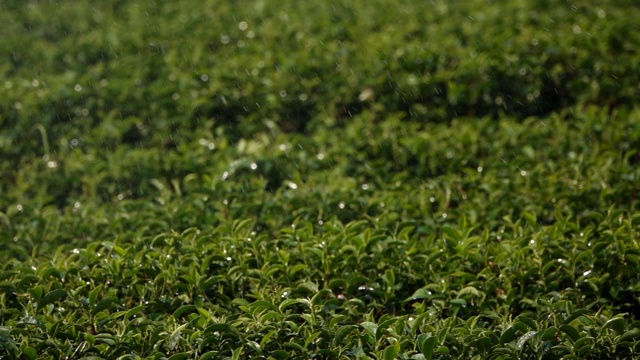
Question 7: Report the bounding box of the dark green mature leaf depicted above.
[499,326,518,344]
[333,325,357,346]
[167,353,190,360]
[382,344,398,360]
[37,289,67,311]
[93,297,118,315]
[172,305,196,319]
[559,325,581,342]
[418,335,437,360]
[602,317,626,335]
[21,346,38,360]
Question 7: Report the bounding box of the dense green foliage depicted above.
[2,0,640,359]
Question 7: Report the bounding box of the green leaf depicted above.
[172,305,196,319]
[499,326,518,344]
[279,298,310,312]
[21,346,38,360]
[89,285,103,306]
[200,351,218,360]
[29,286,43,301]
[559,324,580,342]
[95,333,116,346]
[516,315,537,331]
[124,305,145,321]
[523,212,537,226]
[271,350,290,359]
[602,317,626,335]
[304,330,324,348]
[562,309,590,325]
[333,325,356,346]
[620,328,640,341]
[360,322,378,337]
[204,323,240,337]
[93,296,117,315]
[442,226,461,241]
[405,288,432,302]
[382,344,398,360]
[37,289,67,311]
[248,300,277,312]
[540,326,558,341]
[167,353,190,360]
[418,335,437,360]
[573,337,593,350]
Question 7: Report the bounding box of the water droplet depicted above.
[583,270,592,277]
[226,257,232,261]
[529,239,535,245]
[358,88,374,102]
[572,25,582,35]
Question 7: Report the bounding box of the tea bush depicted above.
[2,1,640,359]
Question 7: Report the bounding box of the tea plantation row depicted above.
[1,0,640,359]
